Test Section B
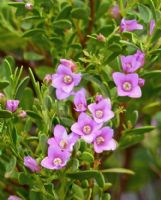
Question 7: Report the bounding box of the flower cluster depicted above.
[40,60,117,170]
[113,50,145,98]
[41,125,78,170]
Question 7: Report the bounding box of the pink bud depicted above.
[6,100,19,112]
[95,95,103,103]
[43,74,52,85]
[110,5,121,19]
[96,34,106,42]
[138,78,145,87]
[25,3,33,10]
[18,110,27,118]
[24,156,41,173]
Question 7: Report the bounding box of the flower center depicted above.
[122,81,132,91]
[77,103,83,110]
[83,125,92,135]
[96,136,104,145]
[53,158,62,166]
[95,110,103,119]
[126,63,132,68]
[63,75,72,84]
[59,140,68,149]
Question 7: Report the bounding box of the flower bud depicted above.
[25,3,33,10]
[6,100,19,112]
[96,34,106,42]
[18,110,27,118]
[138,78,145,87]
[60,59,77,72]
[43,74,52,85]
[95,95,103,103]
[110,5,121,19]
[24,156,41,172]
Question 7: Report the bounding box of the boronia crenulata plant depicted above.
[0,0,161,200]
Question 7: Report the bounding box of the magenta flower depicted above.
[88,99,114,123]
[120,18,143,32]
[24,156,41,173]
[52,64,81,100]
[48,125,78,152]
[6,100,19,112]
[93,127,116,153]
[74,88,87,112]
[71,112,102,143]
[8,196,22,200]
[41,146,71,170]
[149,19,155,35]
[121,50,145,73]
[60,59,77,72]
[113,72,142,98]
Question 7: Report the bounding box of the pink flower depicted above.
[88,99,114,123]
[48,125,78,152]
[6,100,19,112]
[24,156,41,172]
[60,59,77,72]
[52,64,81,100]
[120,18,143,32]
[71,112,102,143]
[41,146,71,170]
[113,72,142,98]
[93,127,116,153]
[74,88,87,112]
[149,19,155,35]
[121,50,145,73]
[8,196,22,200]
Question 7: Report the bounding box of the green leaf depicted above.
[26,110,42,121]
[0,80,9,90]
[71,8,88,19]
[142,70,161,78]
[148,0,157,21]
[67,170,105,187]
[142,102,161,114]
[138,4,152,23]
[96,1,110,19]
[38,134,48,154]
[72,184,84,200]
[18,172,33,185]
[15,76,30,99]
[3,59,12,78]
[8,2,25,8]
[11,128,17,146]
[57,5,72,19]
[124,126,155,135]
[0,110,12,118]
[34,66,54,80]
[80,152,94,164]
[5,156,17,178]
[102,168,135,175]
[53,19,72,30]
[23,29,45,37]
[24,52,44,61]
